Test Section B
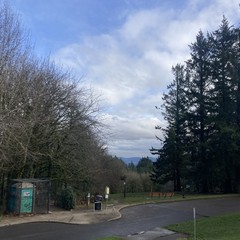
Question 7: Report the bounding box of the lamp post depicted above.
[123,181,126,198]
[120,175,127,198]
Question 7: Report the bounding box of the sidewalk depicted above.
[0,204,124,227]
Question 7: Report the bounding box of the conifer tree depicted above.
[152,64,188,191]
[209,17,237,192]
[186,31,213,192]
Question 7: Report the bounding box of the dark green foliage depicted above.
[60,187,75,210]
[152,17,240,193]
[136,157,153,174]
[128,162,137,172]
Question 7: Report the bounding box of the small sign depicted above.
[23,192,30,197]
[105,186,110,195]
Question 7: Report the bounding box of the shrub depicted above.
[61,187,75,210]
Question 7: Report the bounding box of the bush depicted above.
[61,187,75,210]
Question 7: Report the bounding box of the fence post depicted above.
[193,208,196,240]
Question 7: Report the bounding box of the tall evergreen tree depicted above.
[186,30,213,192]
[151,64,188,191]
[231,27,240,192]
[209,17,237,192]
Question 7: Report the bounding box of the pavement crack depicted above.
[68,216,74,223]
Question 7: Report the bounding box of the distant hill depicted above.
[121,157,156,165]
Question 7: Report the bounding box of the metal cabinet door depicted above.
[20,188,33,213]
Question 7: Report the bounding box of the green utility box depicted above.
[8,179,50,215]
[9,182,34,214]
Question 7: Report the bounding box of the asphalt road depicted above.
[0,196,239,240]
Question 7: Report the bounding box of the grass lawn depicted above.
[96,237,125,240]
[108,192,239,205]
[166,213,240,240]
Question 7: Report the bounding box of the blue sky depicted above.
[9,0,240,158]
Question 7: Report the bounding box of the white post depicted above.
[193,208,196,240]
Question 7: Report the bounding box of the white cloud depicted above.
[101,113,165,157]
[107,115,160,140]
[103,115,161,157]
[109,138,159,158]
[52,0,240,157]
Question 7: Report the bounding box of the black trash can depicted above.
[94,195,102,211]
[94,201,101,210]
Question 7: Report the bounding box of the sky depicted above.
[9,0,240,158]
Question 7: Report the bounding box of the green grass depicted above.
[97,213,240,240]
[109,192,150,204]
[96,237,125,240]
[167,213,240,240]
[108,192,239,205]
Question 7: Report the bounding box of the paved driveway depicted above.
[0,196,239,240]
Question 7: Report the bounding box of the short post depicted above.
[181,178,185,198]
[193,208,196,240]
[87,193,90,207]
[105,186,110,210]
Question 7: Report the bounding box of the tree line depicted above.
[151,17,240,193]
[0,3,142,207]
[0,4,156,209]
